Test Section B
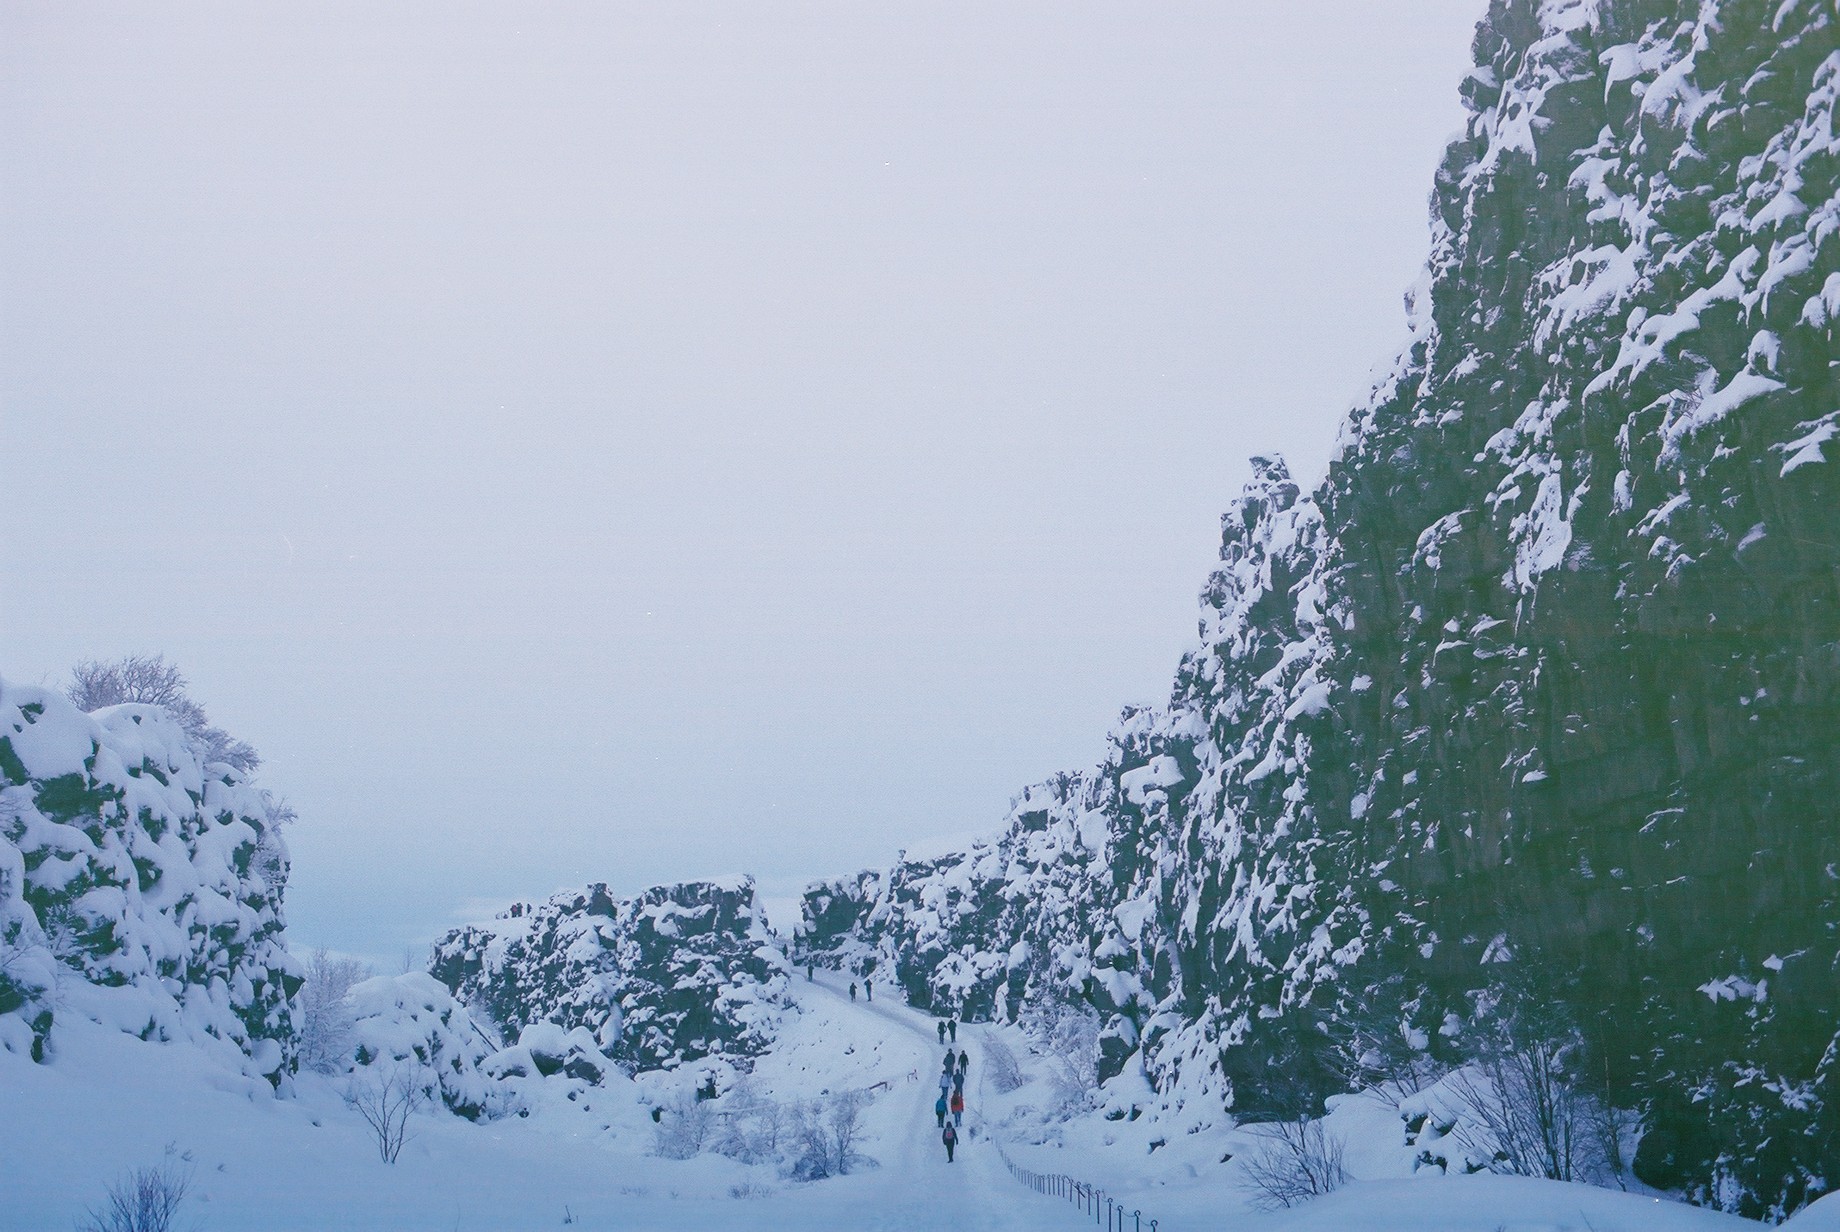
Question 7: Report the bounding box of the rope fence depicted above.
[993,1136,1160,1232]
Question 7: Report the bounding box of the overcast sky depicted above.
[2,1,1484,965]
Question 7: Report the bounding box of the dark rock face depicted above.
[429,877,788,1072]
[806,0,1840,1216]
[1314,0,1840,1215]
[0,680,298,1080]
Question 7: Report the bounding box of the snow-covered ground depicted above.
[0,972,1785,1231]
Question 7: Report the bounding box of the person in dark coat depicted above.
[935,1094,948,1128]
[947,1019,957,1042]
[942,1121,958,1162]
[865,979,872,1002]
[849,982,858,1001]
[937,1021,947,1044]
[957,1048,969,1074]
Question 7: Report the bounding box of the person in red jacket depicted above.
[949,1087,964,1127]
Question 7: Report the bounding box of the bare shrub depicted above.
[1236,1116,1349,1210]
[1447,993,1606,1184]
[789,1090,871,1180]
[715,1087,790,1165]
[345,1064,425,1163]
[77,1152,193,1232]
[983,1030,1025,1094]
[1449,1054,1597,1182]
[1022,1003,1101,1114]
[1324,977,1446,1101]
[67,654,260,772]
[295,947,371,1074]
[652,1094,717,1160]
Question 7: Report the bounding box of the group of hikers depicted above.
[807,958,876,1004]
[934,1035,970,1162]
[806,961,972,1163]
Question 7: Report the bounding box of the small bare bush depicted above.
[1236,1116,1349,1210]
[1324,978,1445,1101]
[983,1030,1025,1093]
[345,1064,425,1163]
[295,947,371,1074]
[715,1088,790,1165]
[77,1152,192,1232]
[1448,1051,1600,1182]
[789,1090,871,1180]
[1021,1003,1101,1114]
[1446,990,1608,1184]
[652,1095,717,1160]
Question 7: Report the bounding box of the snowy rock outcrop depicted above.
[325,972,631,1124]
[0,678,298,1081]
[430,877,788,1073]
[807,0,1840,1218]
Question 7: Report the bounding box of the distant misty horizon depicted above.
[2,0,1488,967]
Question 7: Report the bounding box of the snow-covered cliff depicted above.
[0,677,298,1081]
[805,0,1840,1217]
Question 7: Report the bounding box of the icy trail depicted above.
[4,971,1773,1230]
[0,968,1082,1231]
[761,972,1072,1232]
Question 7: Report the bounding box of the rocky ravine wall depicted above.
[805,0,1840,1217]
[430,876,789,1073]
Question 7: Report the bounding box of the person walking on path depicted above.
[937,1021,947,1044]
[939,1068,952,1098]
[957,1048,969,1075]
[935,1094,948,1128]
[865,979,872,1002]
[947,1019,957,1043]
[949,1088,964,1127]
[942,1121,958,1162]
[806,963,814,982]
[849,982,858,1002]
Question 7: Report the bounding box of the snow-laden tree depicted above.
[296,948,372,1074]
[67,654,261,773]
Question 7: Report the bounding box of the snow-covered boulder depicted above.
[495,1021,608,1084]
[345,972,506,1120]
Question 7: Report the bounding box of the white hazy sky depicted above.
[2,1,1484,965]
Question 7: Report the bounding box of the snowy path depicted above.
[772,973,1070,1232]
[3,991,1775,1231]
